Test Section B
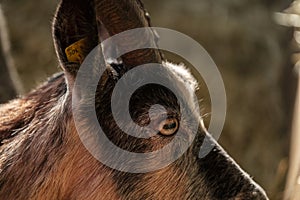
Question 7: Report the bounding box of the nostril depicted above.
[234,193,269,200]
[246,182,269,200]
[251,190,269,200]
[253,184,269,200]
[234,188,269,200]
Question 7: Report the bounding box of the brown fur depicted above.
[32,120,120,200]
[0,0,269,199]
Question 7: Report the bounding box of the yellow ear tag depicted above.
[65,38,88,64]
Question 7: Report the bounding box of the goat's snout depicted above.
[234,185,269,200]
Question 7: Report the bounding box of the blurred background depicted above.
[0,0,298,199]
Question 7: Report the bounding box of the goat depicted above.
[0,0,269,199]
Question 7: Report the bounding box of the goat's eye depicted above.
[158,118,179,136]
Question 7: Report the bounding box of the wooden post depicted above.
[0,5,23,103]
[284,64,300,200]
[275,2,300,198]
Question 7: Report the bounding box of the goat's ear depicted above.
[52,0,99,83]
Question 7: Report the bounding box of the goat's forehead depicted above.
[111,64,200,124]
[106,61,198,107]
[164,62,198,91]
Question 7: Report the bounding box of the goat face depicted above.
[0,0,269,199]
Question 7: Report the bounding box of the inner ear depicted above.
[52,0,99,77]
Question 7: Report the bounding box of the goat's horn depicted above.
[94,0,163,69]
